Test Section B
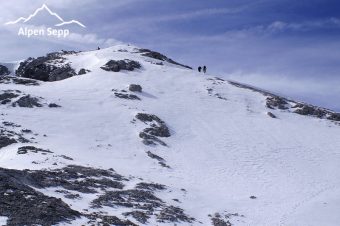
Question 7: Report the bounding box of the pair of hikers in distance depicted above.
[198,66,207,73]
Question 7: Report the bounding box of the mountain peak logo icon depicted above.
[5,4,86,28]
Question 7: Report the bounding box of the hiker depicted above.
[198,66,202,72]
[203,66,207,74]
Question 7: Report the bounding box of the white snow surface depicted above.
[0,217,7,226]
[1,44,340,226]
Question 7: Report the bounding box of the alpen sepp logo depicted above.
[4,4,86,38]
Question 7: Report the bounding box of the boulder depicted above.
[129,84,142,92]
[267,112,277,118]
[78,68,90,75]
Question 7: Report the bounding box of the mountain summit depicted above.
[0,44,339,226]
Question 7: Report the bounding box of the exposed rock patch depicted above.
[227,79,340,123]
[266,96,289,110]
[138,48,192,69]
[92,188,193,224]
[0,167,80,226]
[136,113,171,146]
[17,146,53,155]
[129,84,142,92]
[0,125,31,149]
[101,59,141,72]
[0,76,39,86]
[123,211,149,224]
[146,151,170,168]
[48,103,61,108]
[113,89,141,100]
[0,90,59,108]
[267,112,277,118]
[0,90,20,105]
[0,65,10,76]
[78,68,91,75]
[12,95,43,108]
[16,52,76,82]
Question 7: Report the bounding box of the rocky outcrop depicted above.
[266,96,289,110]
[0,90,59,108]
[0,167,81,226]
[78,68,91,75]
[136,113,171,146]
[101,60,141,72]
[0,65,10,76]
[112,89,141,100]
[0,162,194,225]
[12,95,43,108]
[0,76,39,86]
[0,90,20,105]
[129,84,142,92]
[227,79,340,123]
[16,52,76,82]
[146,151,170,168]
[293,103,340,121]
[138,49,192,69]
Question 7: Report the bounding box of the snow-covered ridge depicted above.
[0,44,340,226]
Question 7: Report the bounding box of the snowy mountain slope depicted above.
[0,44,340,226]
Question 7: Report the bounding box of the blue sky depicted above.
[0,0,340,110]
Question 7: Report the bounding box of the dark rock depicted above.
[3,121,21,127]
[250,196,257,199]
[114,92,141,100]
[129,84,142,92]
[138,49,192,69]
[144,125,170,137]
[135,182,166,191]
[0,65,10,76]
[0,76,39,86]
[0,90,20,104]
[12,95,42,108]
[0,136,17,149]
[123,211,150,224]
[48,103,61,108]
[267,112,277,118]
[157,206,194,223]
[146,151,171,168]
[78,68,90,75]
[294,104,326,118]
[59,155,74,160]
[139,132,167,146]
[17,146,53,155]
[16,53,76,82]
[266,96,289,110]
[101,59,141,72]
[48,66,76,81]
[328,113,340,121]
[146,151,165,162]
[86,213,137,226]
[136,113,170,146]
[211,217,232,226]
[29,165,126,194]
[136,113,163,124]
[91,189,162,210]
[0,167,80,226]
